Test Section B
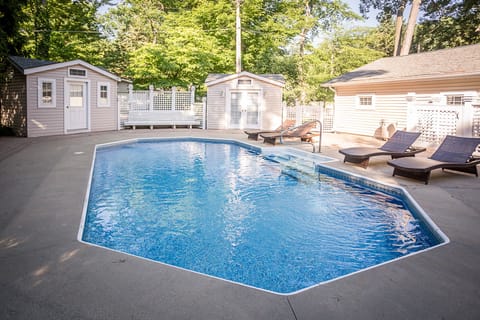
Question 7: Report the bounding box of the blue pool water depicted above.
[82,139,441,294]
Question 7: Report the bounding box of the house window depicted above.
[446,95,464,106]
[38,78,56,108]
[356,94,375,109]
[98,82,110,107]
[69,68,87,77]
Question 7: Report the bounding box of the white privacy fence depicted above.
[283,102,334,132]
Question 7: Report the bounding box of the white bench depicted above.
[124,111,200,129]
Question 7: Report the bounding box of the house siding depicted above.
[333,76,480,136]
[206,75,283,130]
[1,66,28,136]
[27,72,65,137]
[206,82,228,129]
[23,63,118,137]
[89,69,118,132]
[260,82,283,129]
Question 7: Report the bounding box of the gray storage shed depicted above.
[1,56,121,137]
[205,71,284,130]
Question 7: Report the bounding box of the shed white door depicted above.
[66,82,88,131]
[229,91,260,129]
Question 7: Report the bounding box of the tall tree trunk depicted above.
[400,0,421,56]
[298,1,311,106]
[393,0,406,56]
[235,0,242,73]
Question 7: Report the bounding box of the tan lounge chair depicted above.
[339,131,425,168]
[387,135,480,184]
[244,119,295,140]
[260,120,318,145]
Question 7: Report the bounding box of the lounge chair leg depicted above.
[392,168,431,184]
[360,159,369,169]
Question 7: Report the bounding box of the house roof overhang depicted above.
[321,72,480,88]
[321,44,480,89]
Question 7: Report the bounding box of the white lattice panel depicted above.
[284,103,334,131]
[415,105,458,145]
[473,105,480,137]
[129,91,150,111]
[175,92,192,111]
[152,91,173,111]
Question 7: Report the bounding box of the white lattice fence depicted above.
[118,93,129,127]
[128,86,195,112]
[415,105,458,145]
[120,85,201,129]
[283,103,334,131]
[129,90,150,111]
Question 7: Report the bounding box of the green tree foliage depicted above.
[0,0,28,58]
[8,0,478,104]
[0,0,28,76]
[99,0,365,96]
[414,0,480,52]
[359,0,480,54]
[127,14,231,88]
[286,0,359,104]
[297,27,385,104]
[20,0,109,63]
[101,0,235,88]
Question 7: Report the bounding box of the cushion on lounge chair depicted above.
[388,135,480,184]
[430,135,480,163]
[260,121,318,144]
[380,131,422,152]
[339,131,424,168]
[244,119,295,140]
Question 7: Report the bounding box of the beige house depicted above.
[205,72,284,130]
[1,56,121,137]
[322,44,480,144]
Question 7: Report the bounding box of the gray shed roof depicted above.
[206,71,285,87]
[323,44,480,87]
[8,56,121,81]
[9,56,57,73]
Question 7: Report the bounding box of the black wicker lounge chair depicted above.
[244,119,295,140]
[339,131,425,168]
[260,120,318,145]
[387,135,480,184]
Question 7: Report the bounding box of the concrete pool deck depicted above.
[1,129,479,319]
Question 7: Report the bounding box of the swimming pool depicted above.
[79,138,447,294]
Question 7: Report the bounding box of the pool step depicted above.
[264,153,317,181]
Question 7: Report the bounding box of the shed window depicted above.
[38,78,56,108]
[98,82,110,107]
[69,68,87,77]
[238,79,252,86]
[356,94,375,109]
